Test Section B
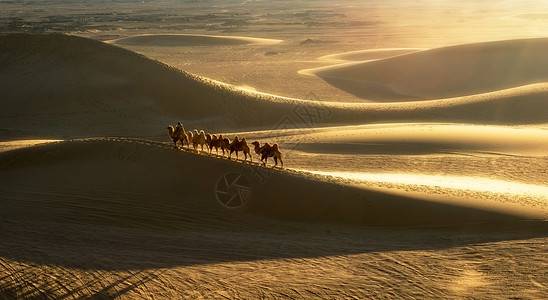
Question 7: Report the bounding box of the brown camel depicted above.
[209,134,224,155]
[192,129,207,152]
[205,133,214,154]
[229,136,252,162]
[218,135,230,157]
[251,141,283,168]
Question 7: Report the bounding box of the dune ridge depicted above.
[317,48,424,63]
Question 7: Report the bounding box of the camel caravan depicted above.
[167,122,283,168]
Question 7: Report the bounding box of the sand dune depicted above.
[0,138,544,229]
[0,33,306,138]
[2,33,548,143]
[306,38,548,101]
[110,34,282,46]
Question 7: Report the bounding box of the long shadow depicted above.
[0,207,546,272]
[0,264,161,299]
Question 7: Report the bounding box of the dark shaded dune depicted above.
[0,33,248,120]
[0,139,542,229]
[0,33,319,138]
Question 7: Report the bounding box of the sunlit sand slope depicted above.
[308,38,548,101]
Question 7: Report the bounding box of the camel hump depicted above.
[272,143,279,150]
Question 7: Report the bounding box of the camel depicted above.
[206,134,223,155]
[228,136,252,162]
[192,129,207,152]
[205,133,212,153]
[167,122,189,149]
[251,141,283,168]
[205,133,218,154]
[219,135,230,157]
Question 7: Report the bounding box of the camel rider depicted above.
[175,122,183,134]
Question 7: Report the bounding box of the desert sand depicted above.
[1,0,548,299]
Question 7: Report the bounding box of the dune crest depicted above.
[317,48,423,63]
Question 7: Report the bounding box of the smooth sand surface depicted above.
[1,3,548,296]
[305,38,548,101]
